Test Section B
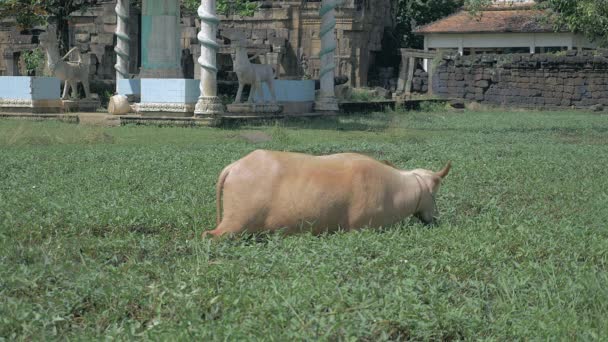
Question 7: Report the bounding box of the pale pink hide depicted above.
[204,150,451,237]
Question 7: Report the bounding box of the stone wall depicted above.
[217,0,395,87]
[0,0,395,90]
[0,21,42,76]
[412,68,429,93]
[433,51,608,108]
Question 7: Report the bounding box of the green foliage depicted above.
[179,0,258,17]
[0,0,98,53]
[0,0,48,28]
[268,120,291,147]
[1,109,608,339]
[418,100,447,112]
[348,88,385,102]
[396,0,464,48]
[465,0,608,47]
[21,47,45,76]
[541,0,608,47]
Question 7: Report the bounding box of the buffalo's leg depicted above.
[202,221,245,238]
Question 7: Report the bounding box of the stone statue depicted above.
[300,53,310,79]
[226,31,277,104]
[39,26,91,100]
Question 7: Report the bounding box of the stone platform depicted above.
[226,103,284,116]
[0,112,79,122]
[62,99,101,113]
[0,99,63,114]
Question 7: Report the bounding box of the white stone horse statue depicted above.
[225,31,277,104]
[39,26,91,100]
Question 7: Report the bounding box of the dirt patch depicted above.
[78,113,120,127]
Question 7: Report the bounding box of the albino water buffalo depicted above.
[204,150,451,237]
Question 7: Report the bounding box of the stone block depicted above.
[91,34,114,46]
[75,33,91,43]
[182,27,198,40]
[276,29,289,39]
[103,14,117,25]
[252,29,267,40]
[255,80,315,102]
[475,80,489,88]
[103,24,116,34]
[0,76,60,100]
[118,79,141,96]
[73,23,96,34]
[140,79,200,104]
[573,78,585,86]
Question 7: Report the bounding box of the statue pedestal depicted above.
[226,103,283,117]
[0,77,62,113]
[314,96,339,114]
[195,96,225,118]
[61,98,101,113]
[135,79,199,116]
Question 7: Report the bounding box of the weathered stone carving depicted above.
[135,102,196,113]
[39,26,91,100]
[195,0,225,117]
[315,0,339,112]
[226,31,277,104]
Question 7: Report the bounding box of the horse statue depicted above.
[39,26,91,100]
[224,31,277,104]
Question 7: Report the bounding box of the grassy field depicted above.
[1,108,608,340]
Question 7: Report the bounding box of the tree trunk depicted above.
[56,18,70,56]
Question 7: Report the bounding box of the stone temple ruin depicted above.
[0,0,396,91]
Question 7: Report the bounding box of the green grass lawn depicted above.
[1,109,608,340]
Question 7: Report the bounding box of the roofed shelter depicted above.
[415,0,596,56]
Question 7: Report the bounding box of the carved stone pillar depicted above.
[315,0,339,113]
[194,0,225,117]
[114,0,130,83]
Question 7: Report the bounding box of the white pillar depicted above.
[458,38,464,56]
[114,0,130,87]
[194,0,225,117]
[530,35,536,54]
[315,0,339,113]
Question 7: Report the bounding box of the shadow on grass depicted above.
[218,113,395,132]
[205,219,432,245]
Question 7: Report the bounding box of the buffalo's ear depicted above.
[382,160,397,169]
[435,161,452,179]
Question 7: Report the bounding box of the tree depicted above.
[465,0,608,47]
[395,0,464,49]
[0,0,99,53]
